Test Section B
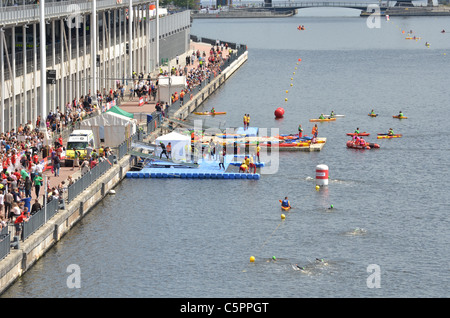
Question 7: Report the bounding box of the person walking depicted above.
[14,208,29,240]
[218,149,225,170]
[24,176,32,198]
[160,142,169,159]
[33,173,43,199]
[53,154,61,177]
[4,190,14,221]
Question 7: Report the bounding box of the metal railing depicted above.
[22,198,59,241]
[0,232,10,261]
[67,153,115,203]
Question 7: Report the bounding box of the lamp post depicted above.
[39,0,51,145]
[91,0,98,106]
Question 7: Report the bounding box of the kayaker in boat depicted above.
[298,124,303,138]
[398,111,404,117]
[319,113,325,119]
[354,127,360,134]
[355,136,361,146]
[281,197,291,209]
[370,109,375,115]
[330,110,335,118]
[388,128,394,136]
[211,107,215,114]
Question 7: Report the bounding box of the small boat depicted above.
[309,118,336,122]
[346,140,380,149]
[281,206,291,211]
[405,37,421,40]
[368,113,378,117]
[392,115,407,119]
[377,134,402,139]
[347,132,370,136]
[194,111,226,115]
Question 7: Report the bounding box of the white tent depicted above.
[158,76,187,105]
[155,131,190,162]
[80,112,137,147]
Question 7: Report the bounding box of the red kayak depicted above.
[346,140,380,149]
[347,132,370,136]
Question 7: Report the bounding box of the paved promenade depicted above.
[39,40,229,205]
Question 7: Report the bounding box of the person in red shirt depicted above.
[33,153,39,165]
[14,208,29,239]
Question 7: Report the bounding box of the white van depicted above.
[64,130,96,166]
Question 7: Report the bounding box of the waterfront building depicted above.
[0,0,191,132]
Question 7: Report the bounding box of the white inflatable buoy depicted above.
[316,164,329,186]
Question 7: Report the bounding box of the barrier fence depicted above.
[67,154,116,203]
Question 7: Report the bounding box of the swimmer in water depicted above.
[328,204,334,210]
[316,258,328,265]
[295,264,305,270]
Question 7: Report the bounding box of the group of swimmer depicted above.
[294,258,327,271]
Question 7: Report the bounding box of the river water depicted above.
[2,8,449,298]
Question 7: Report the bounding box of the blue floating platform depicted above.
[125,154,260,180]
[235,127,259,137]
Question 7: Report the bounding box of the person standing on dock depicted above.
[219,149,225,170]
[249,156,256,174]
[298,124,303,138]
[166,143,172,159]
[312,124,318,138]
[160,142,169,159]
[256,143,261,163]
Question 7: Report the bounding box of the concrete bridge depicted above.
[264,1,389,11]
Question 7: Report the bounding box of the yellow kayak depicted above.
[194,111,226,115]
[309,118,336,122]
